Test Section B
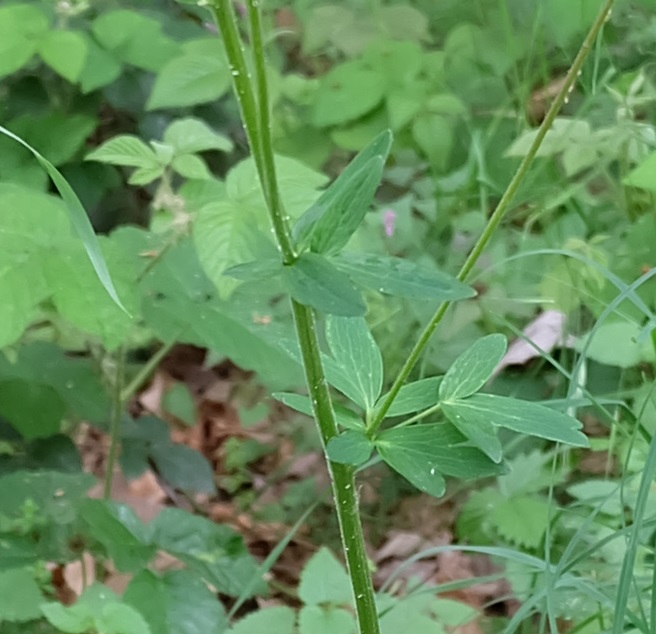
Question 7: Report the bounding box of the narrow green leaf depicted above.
[85,135,160,169]
[441,401,503,463]
[376,377,442,418]
[293,130,392,252]
[443,394,589,448]
[439,334,507,401]
[333,252,475,301]
[272,392,364,430]
[282,253,366,316]
[326,431,373,465]
[0,126,126,312]
[325,316,383,411]
[376,423,505,498]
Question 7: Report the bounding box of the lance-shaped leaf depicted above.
[325,316,383,411]
[282,253,366,316]
[442,394,589,452]
[375,423,506,498]
[439,334,507,401]
[293,130,392,254]
[375,376,442,418]
[272,392,364,431]
[333,252,475,301]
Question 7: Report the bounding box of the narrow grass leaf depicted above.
[282,253,366,316]
[333,252,475,301]
[439,334,507,401]
[326,315,383,410]
[0,125,126,311]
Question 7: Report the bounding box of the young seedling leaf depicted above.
[282,253,366,316]
[273,392,365,430]
[441,402,503,463]
[293,130,392,253]
[376,376,442,417]
[375,424,506,498]
[163,117,233,155]
[439,334,507,401]
[325,315,383,411]
[445,394,589,448]
[326,430,373,465]
[333,252,475,301]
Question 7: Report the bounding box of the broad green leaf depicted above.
[0,126,126,311]
[444,394,588,448]
[312,60,386,127]
[38,30,88,83]
[92,10,180,72]
[0,342,110,424]
[0,380,65,440]
[224,259,284,281]
[79,500,155,572]
[326,431,373,465]
[325,316,383,410]
[412,113,454,170]
[164,118,233,155]
[439,334,507,401]
[162,384,196,426]
[491,494,551,549]
[376,377,442,418]
[0,568,45,622]
[441,401,502,463]
[624,151,656,192]
[376,424,506,497]
[333,252,475,300]
[578,321,654,368]
[283,253,366,316]
[150,442,216,495]
[293,131,392,252]
[79,37,122,93]
[0,5,48,79]
[298,606,356,634]
[151,508,262,597]
[147,42,230,110]
[272,392,364,430]
[298,547,353,605]
[172,154,212,180]
[9,112,97,167]
[124,570,228,634]
[228,607,296,634]
[86,135,160,169]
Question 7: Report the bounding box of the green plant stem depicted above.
[213,2,380,632]
[103,347,125,500]
[368,0,616,436]
[119,339,176,404]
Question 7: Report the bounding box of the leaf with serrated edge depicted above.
[445,394,588,447]
[333,252,475,301]
[86,135,159,169]
[326,316,383,411]
[376,423,505,498]
[298,547,353,606]
[439,334,507,401]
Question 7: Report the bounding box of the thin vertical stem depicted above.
[368,0,616,435]
[212,1,380,631]
[103,347,125,500]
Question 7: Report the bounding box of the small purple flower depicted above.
[383,209,396,237]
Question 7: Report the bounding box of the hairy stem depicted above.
[212,1,380,631]
[368,0,616,435]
